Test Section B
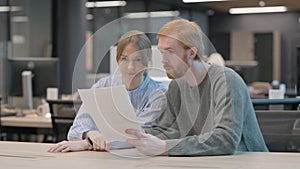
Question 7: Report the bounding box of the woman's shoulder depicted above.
[93,74,122,88]
[146,76,168,92]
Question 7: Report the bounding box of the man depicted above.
[126,19,268,156]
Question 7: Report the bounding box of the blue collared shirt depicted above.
[68,73,167,141]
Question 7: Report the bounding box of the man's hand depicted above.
[125,129,167,156]
[47,140,88,153]
[86,130,110,151]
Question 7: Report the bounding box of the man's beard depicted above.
[166,72,175,79]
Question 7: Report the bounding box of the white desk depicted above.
[0,141,299,169]
[1,116,52,128]
[0,116,52,142]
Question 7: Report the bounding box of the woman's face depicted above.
[118,43,146,90]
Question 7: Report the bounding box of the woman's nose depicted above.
[127,60,135,70]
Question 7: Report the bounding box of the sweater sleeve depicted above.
[166,70,246,156]
[146,80,181,140]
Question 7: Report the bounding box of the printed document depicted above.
[78,85,142,142]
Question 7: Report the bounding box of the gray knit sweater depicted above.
[146,64,268,156]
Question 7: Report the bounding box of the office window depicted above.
[9,0,52,58]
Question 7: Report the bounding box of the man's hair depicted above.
[158,19,205,60]
[116,30,152,67]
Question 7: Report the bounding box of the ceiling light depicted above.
[124,11,180,19]
[124,12,148,19]
[258,1,266,7]
[229,6,287,14]
[0,6,10,12]
[86,1,126,8]
[86,14,94,21]
[183,0,230,3]
[11,16,29,22]
[0,6,21,12]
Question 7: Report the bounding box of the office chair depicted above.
[255,110,300,152]
[47,100,81,143]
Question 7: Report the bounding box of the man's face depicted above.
[157,35,189,79]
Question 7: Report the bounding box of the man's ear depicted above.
[188,47,197,60]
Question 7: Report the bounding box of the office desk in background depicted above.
[0,99,81,143]
[1,115,51,128]
[252,98,300,105]
[0,115,52,142]
[0,141,299,169]
[252,98,300,110]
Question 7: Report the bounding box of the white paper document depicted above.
[78,85,142,142]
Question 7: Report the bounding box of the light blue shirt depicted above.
[68,73,167,141]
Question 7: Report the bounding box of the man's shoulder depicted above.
[208,65,240,81]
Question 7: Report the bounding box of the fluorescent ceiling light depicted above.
[183,0,229,3]
[229,6,287,14]
[86,1,126,8]
[0,6,9,12]
[11,16,29,22]
[0,6,21,12]
[86,14,94,21]
[124,11,180,19]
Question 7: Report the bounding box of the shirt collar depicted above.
[128,72,150,94]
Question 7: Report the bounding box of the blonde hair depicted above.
[157,19,205,60]
[116,30,152,67]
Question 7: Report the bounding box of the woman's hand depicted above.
[86,130,110,151]
[47,140,88,153]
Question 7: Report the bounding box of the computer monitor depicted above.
[7,57,59,108]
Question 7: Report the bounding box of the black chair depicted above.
[0,96,3,140]
[255,110,300,152]
[47,99,81,143]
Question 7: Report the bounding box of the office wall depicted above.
[209,12,300,88]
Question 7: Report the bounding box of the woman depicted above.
[48,30,167,152]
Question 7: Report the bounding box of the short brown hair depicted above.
[116,30,152,66]
[157,19,205,60]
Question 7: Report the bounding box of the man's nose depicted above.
[161,54,168,64]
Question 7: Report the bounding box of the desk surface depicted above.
[1,116,52,128]
[0,141,299,169]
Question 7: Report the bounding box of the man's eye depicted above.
[161,50,171,56]
[161,50,171,55]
